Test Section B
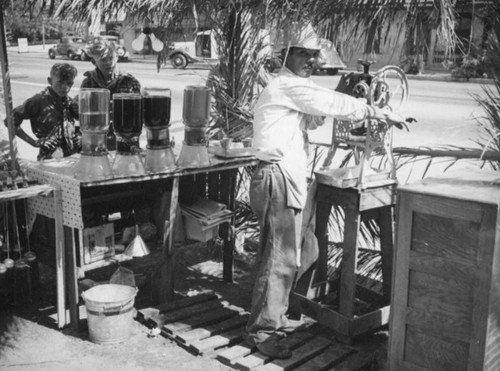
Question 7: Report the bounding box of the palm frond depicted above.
[266,0,460,59]
[206,5,268,140]
[471,23,500,170]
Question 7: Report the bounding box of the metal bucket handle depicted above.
[100,299,135,316]
[82,287,138,316]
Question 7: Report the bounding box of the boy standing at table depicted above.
[7,63,81,161]
[81,37,141,150]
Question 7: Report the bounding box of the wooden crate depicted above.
[388,172,500,371]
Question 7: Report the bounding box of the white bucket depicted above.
[82,284,138,344]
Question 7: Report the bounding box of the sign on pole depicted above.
[17,38,28,53]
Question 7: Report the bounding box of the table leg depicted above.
[53,188,66,328]
[64,226,79,330]
[315,201,332,287]
[220,170,236,283]
[339,207,361,317]
[159,176,179,303]
[379,206,394,304]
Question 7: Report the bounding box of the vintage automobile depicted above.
[315,38,347,75]
[82,35,130,62]
[48,36,88,60]
[167,31,218,69]
[168,29,345,76]
[264,38,346,76]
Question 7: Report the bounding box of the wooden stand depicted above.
[294,181,396,343]
[25,155,256,330]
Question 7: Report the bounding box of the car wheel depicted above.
[67,50,75,60]
[171,54,188,69]
[49,50,56,59]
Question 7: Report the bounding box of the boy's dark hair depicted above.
[50,63,77,81]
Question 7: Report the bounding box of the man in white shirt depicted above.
[246,26,407,359]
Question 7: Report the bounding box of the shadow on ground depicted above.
[0,238,387,370]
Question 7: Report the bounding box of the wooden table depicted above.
[25,151,257,330]
[1,183,66,328]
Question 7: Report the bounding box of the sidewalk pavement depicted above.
[8,43,495,84]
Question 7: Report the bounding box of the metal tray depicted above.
[211,148,255,158]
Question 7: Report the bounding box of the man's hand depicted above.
[370,107,417,130]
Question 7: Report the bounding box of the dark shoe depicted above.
[256,333,292,359]
[243,332,258,348]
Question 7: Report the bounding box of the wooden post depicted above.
[64,226,79,331]
[159,176,179,303]
[378,206,394,305]
[220,169,236,283]
[53,187,67,328]
[339,207,361,317]
[0,9,17,170]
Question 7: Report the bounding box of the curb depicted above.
[339,68,494,84]
[9,45,158,64]
[129,56,157,64]
[403,72,494,84]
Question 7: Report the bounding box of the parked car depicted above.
[82,35,130,62]
[264,38,346,76]
[48,36,88,60]
[314,39,346,75]
[167,31,218,69]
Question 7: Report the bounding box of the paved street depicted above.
[5,45,490,162]
[6,47,209,161]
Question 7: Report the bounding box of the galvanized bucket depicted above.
[82,284,138,344]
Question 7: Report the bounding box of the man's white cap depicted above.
[284,23,321,51]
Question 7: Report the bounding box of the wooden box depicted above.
[388,171,500,371]
[182,212,220,242]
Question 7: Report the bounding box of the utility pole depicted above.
[0,6,18,170]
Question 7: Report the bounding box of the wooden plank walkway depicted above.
[136,291,384,370]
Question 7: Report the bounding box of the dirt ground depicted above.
[0,236,387,371]
[0,239,262,371]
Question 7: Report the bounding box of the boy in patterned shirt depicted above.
[8,63,81,160]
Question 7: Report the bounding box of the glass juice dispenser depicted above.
[143,88,176,172]
[74,88,113,180]
[111,93,145,177]
[177,85,211,168]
